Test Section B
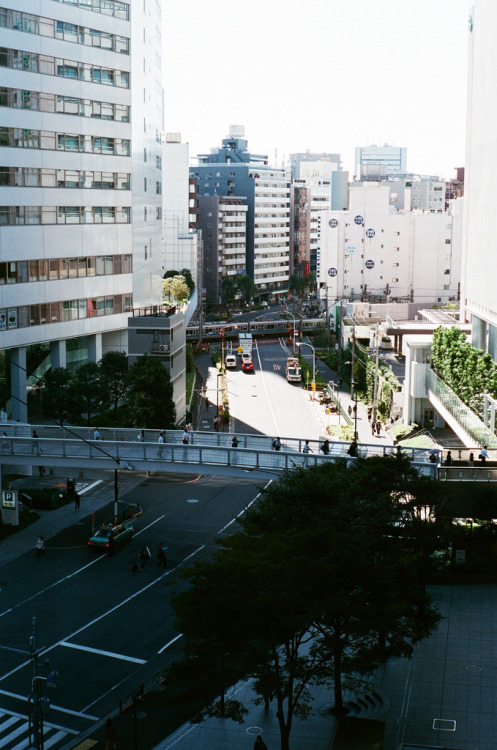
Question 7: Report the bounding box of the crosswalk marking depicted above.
[0,711,72,750]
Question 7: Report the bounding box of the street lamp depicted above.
[296,341,316,392]
[351,379,358,440]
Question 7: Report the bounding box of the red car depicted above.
[242,357,254,372]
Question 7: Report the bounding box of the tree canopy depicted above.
[125,354,176,428]
[169,457,443,750]
[99,350,128,421]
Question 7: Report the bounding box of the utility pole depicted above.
[351,323,356,400]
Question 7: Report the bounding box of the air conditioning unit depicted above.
[159,344,169,352]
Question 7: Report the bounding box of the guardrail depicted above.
[0,433,439,478]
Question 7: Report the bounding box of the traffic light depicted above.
[66,478,75,495]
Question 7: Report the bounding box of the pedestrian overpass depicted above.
[0,426,440,480]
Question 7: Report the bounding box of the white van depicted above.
[225,354,237,369]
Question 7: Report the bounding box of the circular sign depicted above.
[328,268,338,277]
[329,218,338,228]
[366,228,375,238]
[354,215,364,225]
[365,260,375,269]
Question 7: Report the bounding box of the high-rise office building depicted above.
[191,126,290,299]
[462,0,497,359]
[0,1,164,421]
[355,144,407,179]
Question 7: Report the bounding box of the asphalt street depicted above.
[0,472,265,749]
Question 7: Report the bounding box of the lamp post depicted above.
[296,341,316,392]
[351,379,358,440]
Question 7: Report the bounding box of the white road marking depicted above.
[0,692,96,722]
[254,342,280,434]
[157,633,182,655]
[60,641,147,664]
[217,487,269,534]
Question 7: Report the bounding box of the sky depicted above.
[163,0,471,179]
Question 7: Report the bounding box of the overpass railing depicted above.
[0,431,438,477]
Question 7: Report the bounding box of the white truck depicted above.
[238,333,253,356]
[286,357,302,383]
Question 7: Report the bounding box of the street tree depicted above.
[42,367,75,426]
[71,361,101,426]
[170,457,442,749]
[126,354,176,428]
[236,273,257,305]
[99,351,128,421]
[220,276,237,308]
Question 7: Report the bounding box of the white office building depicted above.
[0,0,164,421]
[355,144,407,179]
[462,0,497,359]
[318,182,463,307]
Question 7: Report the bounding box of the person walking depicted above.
[254,735,268,750]
[231,435,239,448]
[93,427,102,441]
[376,420,381,436]
[137,430,145,442]
[480,445,488,464]
[272,437,282,451]
[32,429,40,455]
[320,439,330,455]
[156,542,168,569]
[38,465,45,476]
[302,440,312,453]
[347,439,358,457]
[74,492,81,512]
[182,429,189,445]
[445,451,452,466]
[137,546,151,572]
[347,404,352,417]
[157,431,165,457]
[36,535,45,557]
[371,421,376,437]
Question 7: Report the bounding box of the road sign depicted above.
[365,259,375,269]
[366,228,375,238]
[237,346,243,353]
[2,490,16,509]
[329,218,338,228]
[347,246,356,254]
[354,215,363,225]
[328,268,337,277]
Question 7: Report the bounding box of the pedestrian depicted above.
[272,437,282,451]
[36,535,44,557]
[1,431,8,452]
[105,718,118,750]
[157,431,165,457]
[231,435,239,448]
[137,546,151,571]
[320,439,330,455]
[469,451,475,466]
[347,439,358,457]
[32,429,40,455]
[74,492,81,512]
[338,377,343,388]
[156,542,168,569]
[367,408,372,422]
[480,445,488,464]
[302,440,312,453]
[182,429,189,445]
[371,421,376,436]
[108,531,115,557]
[94,427,102,441]
[137,430,145,442]
[38,465,45,476]
[347,404,352,417]
[429,447,439,463]
[254,735,268,750]
[445,451,452,466]
[205,396,210,409]
[376,420,381,436]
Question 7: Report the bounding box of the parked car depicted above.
[242,357,254,373]
[88,522,133,551]
[225,354,237,369]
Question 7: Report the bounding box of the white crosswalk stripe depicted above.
[0,711,72,750]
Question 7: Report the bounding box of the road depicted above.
[0,474,264,749]
[226,339,326,441]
